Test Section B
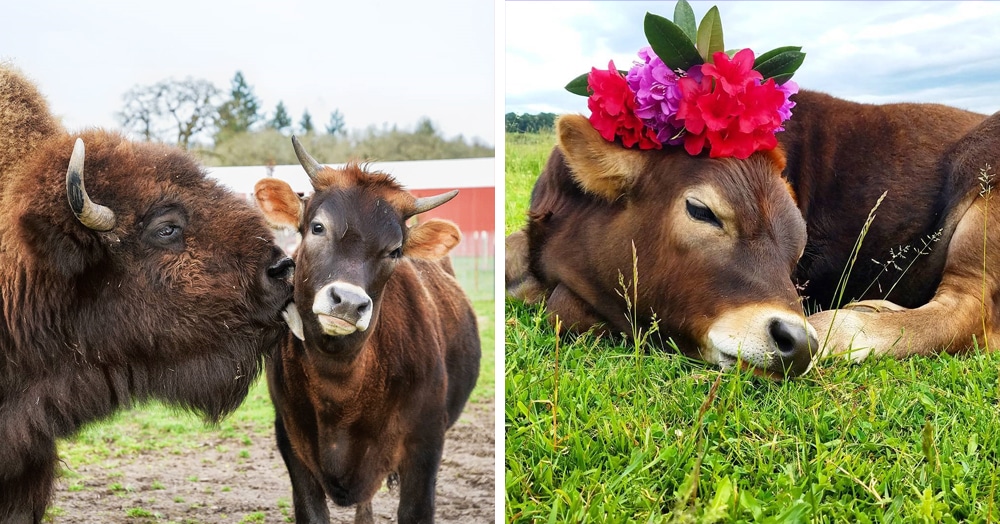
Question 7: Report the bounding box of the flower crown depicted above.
[566,0,805,159]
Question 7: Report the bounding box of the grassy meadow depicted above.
[504,131,1000,522]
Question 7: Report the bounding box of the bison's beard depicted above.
[150,323,287,422]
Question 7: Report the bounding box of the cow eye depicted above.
[686,199,722,228]
[388,246,403,259]
[311,222,325,235]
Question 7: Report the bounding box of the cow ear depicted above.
[254,178,302,229]
[404,219,461,260]
[557,114,648,201]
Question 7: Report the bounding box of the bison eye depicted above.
[311,222,325,235]
[156,225,180,239]
[686,199,722,228]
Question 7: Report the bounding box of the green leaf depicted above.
[754,46,802,67]
[769,72,797,85]
[565,73,591,97]
[644,12,702,71]
[696,6,724,62]
[673,0,697,43]
[922,420,937,467]
[753,49,806,84]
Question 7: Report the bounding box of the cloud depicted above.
[506,1,1000,117]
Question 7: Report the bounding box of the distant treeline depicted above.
[118,71,493,166]
[505,112,557,134]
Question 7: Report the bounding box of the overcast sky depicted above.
[1,0,494,145]
[506,1,1000,118]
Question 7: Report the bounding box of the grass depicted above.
[504,131,1000,521]
[505,131,555,236]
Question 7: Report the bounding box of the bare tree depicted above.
[118,78,220,149]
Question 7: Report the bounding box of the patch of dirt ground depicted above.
[49,401,495,523]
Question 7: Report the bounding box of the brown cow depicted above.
[507,89,1000,377]
[254,138,480,523]
[0,66,294,522]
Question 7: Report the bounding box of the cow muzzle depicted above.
[312,282,373,336]
[705,306,818,378]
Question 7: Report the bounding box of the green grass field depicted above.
[504,131,1000,522]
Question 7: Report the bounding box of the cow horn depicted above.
[291,135,323,185]
[409,190,458,217]
[66,138,116,232]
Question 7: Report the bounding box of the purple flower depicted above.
[626,47,686,145]
[775,79,798,131]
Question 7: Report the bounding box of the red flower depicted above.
[676,50,786,159]
[587,61,660,150]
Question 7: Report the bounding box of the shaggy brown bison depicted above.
[253,138,480,523]
[0,66,294,522]
[507,89,1000,377]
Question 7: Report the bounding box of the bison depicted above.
[507,89,1000,378]
[253,138,480,523]
[0,66,294,522]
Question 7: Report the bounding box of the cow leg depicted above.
[396,435,444,524]
[353,500,374,524]
[810,196,1000,360]
[505,229,545,303]
[274,416,329,523]
[842,299,907,313]
[547,283,609,335]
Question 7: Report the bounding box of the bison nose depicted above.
[768,318,817,376]
[267,256,295,279]
[330,283,373,330]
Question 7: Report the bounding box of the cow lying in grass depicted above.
[507,90,1000,378]
[254,138,480,523]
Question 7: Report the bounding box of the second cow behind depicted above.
[253,137,481,524]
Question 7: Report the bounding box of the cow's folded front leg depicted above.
[810,198,999,361]
[842,299,907,313]
[505,229,545,304]
[546,283,611,336]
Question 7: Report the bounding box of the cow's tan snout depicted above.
[705,306,818,379]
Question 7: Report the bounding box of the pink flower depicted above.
[676,50,787,159]
[587,61,660,150]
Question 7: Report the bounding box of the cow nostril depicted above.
[329,284,372,322]
[267,256,294,279]
[769,319,807,358]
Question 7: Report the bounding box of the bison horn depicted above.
[66,138,116,232]
[409,190,458,217]
[291,135,323,185]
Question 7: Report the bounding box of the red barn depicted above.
[207,157,495,297]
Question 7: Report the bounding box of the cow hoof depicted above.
[808,310,878,362]
[842,299,907,313]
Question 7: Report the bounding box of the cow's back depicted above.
[780,90,987,309]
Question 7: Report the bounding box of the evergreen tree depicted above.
[415,116,436,136]
[269,101,292,132]
[325,109,346,136]
[299,109,314,134]
[214,71,261,142]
